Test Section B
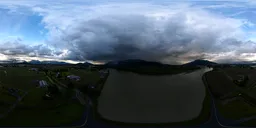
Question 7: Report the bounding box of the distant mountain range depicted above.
[103,59,205,75]
[104,59,218,68]
[104,59,177,68]
[183,59,218,66]
[2,58,256,67]
[76,62,93,66]
[24,60,71,65]
[0,60,95,66]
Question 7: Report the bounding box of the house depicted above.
[56,72,60,78]
[29,68,38,71]
[38,80,48,88]
[67,75,80,81]
[233,75,249,87]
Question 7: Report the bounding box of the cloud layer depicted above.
[44,3,255,63]
[0,1,256,64]
[0,38,54,56]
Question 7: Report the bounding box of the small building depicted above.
[67,75,80,81]
[56,72,60,78]
[39,80,48,88]
[233,75,249,87]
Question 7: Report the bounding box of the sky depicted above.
[0,0,256,64]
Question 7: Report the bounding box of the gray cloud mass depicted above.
[0,39,55,57]
[1,2,256,64]
[47,8,251,63]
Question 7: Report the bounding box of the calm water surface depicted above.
[98,68,212,123]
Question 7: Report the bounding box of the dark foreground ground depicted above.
[1,64,256,127]
[204,67,256,127]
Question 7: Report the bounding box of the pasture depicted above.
[0,67,46,90]
[205,71,236,98]
[0,67,88,126]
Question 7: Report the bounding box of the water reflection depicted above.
[98,68,213,123]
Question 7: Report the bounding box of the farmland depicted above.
[216,97,256,120]
[0,67,46,90]
[0,102,84,126]
[0,66,99,126]
[204,71,236,98]
[205,67,256,125]
[240,119,256,127]
[67,68,100,87]
[222,67,256,88]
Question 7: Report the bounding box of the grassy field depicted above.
[240,119,256,126]
[18,87,65,108]
[0,87,17,103]
[216,98,256,120]
[0,102,84,126]
[223,67,256,88]
[0,67,46,90]
[0,92,17,103]
[205,71,237,98]
[219,91,240,100]
[68,69,100,86]
[246,87,256,100]
[0,67,94,126]
[0,104,12,114]
[206,69,256,121]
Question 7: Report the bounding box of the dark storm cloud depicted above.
[49,11,250,63]
[1,2,255,63]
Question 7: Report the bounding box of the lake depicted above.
[97,68,212,123]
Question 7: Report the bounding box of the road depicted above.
[201,73,232,128]
[75,89,86,105]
